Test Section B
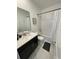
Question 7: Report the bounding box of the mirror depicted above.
[17,7,31,33]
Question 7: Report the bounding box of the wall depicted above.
[17,0,61,33]
[17,0,39,32]
[38,2,61,14]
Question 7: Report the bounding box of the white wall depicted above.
[38,2,61,14]
[17,0,61,33]
[17,0,39,32]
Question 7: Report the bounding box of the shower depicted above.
[37,8,61,59]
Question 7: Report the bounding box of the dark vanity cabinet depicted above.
[17,36,38,59]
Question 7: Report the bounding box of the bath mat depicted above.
[43,42,50,52]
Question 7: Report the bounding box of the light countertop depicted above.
[17,31,38,49]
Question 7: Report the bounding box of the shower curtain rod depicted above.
[37,8,61,15]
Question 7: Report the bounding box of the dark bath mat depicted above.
[43,42,51,52]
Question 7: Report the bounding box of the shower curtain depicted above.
[55,10,61,59]
[39,10,60,42]
[38,10,61,59]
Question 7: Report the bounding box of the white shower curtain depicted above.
[39,10,61,59]
[39,10,60,42]
[55,10,61,59]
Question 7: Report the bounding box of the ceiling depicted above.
[31,0,61,10]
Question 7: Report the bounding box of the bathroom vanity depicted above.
[17,31,38,59]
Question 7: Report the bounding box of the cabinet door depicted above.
[18,36,38,59]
